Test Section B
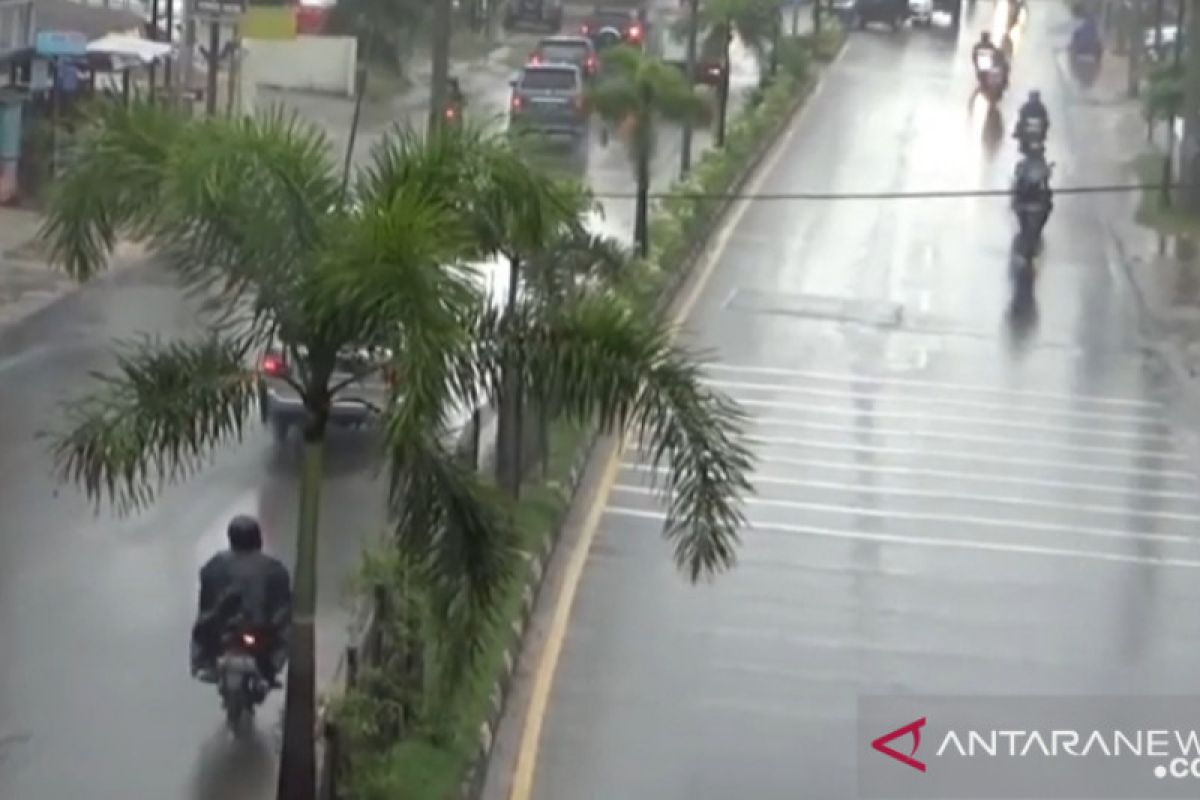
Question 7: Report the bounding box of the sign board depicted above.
[35,30,86,57]
[240,5,296,39]
[192,0,246,18]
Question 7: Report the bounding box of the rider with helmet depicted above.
[1013,89,1049,150]
[190,515,292,687]
[972,31,1008,84]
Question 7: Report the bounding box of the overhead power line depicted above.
[591,182,1181,201]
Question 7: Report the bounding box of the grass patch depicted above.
[339,422,588,800]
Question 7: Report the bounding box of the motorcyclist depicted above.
[447,76,465,108]
[1011,154,1054,224]
[190,515,292,687]
[972,32,1008,85]
[1013,89,1049,141]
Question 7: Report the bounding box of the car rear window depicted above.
[520,67,578,91]
[592,10,634,26]
[541,42,587,62]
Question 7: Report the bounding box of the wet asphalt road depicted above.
[531,3,1200,800]
[0,24,759,800]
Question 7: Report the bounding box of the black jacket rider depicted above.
[1012,156,1053,210]
[191,515,292,684]
[1016,92,1049,131]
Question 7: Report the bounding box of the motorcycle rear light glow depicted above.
[628,24,642,40]
[242,633,256,646]
[580,23,590,34]
[511,95,523,110]
[529,53,541,64]
[444,106,457,119]
[261,355,284,376]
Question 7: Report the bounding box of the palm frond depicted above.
[525,230,630,301]
[158,106,342,314]
[474,295,755,580]
[39,100,186,281]
[48,334,260,513]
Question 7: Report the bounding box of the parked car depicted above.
[508,63,588,142]
[529,34,599,80]
[257,340,393,441]
[503,0,563,32]
[580,6,646,50]
[846,0,909,30]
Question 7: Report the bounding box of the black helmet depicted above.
[227,514,263,552]
[980,31,992,44]
[1028,89,1041,102]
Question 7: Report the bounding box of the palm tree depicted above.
[589,45,710,258]
[41,102,753,800]
[694,0,783,145]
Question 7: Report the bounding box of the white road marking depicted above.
[705,378,1168,426]
[739,405,1175,444]
[625,453,1200,502]
[746,416,1186,461]
[610,484,1197,547]
[736,434,1199,482]
[604,506,1200,571]
[620,463,1200,523]
[702,363,1164,409]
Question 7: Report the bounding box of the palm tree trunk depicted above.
[634,139,650,258]
[497,254,523,499]
[276,430,325,800]
[716,27,732,148]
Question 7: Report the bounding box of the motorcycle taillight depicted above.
[241,633,256,647]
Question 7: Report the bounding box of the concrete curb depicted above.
[458,38,845,800]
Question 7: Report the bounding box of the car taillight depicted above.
[628,24,642,41]
[241,633,256,647]
[261,355,285,376]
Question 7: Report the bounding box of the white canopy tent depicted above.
[86,33,173,66]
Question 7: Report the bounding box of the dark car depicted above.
[529,34,599,79]
[503,0,563,32]
[581,6,646,49]
[508,63,588,141]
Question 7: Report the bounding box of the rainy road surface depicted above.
[530,4,1200,800]
[0,25,760,800]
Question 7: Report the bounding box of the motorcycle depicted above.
[443,100,464,126]
[1012,158,1054,260]
[1014,116,1046,156]
[974,51,1007,103]
[216,627,270,731]
[1069,17,1102,63]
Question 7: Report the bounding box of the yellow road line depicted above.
[507,45,848,800]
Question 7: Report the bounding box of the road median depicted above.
[319,24,846,800]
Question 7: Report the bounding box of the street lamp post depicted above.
[679,0,700,178]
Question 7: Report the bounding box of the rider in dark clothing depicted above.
[1012,155,1053,211]
[972,32,1008,87]
[447,76,465,107]
[1015,90,1049,133]
[190,515,292,686]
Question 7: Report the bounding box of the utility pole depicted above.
[205,19,220,115]
[812,0,822,35]
[428,0,452,134]
[1180,0,1200,210]
[1128,0,1142,98]
[679,0,700,178]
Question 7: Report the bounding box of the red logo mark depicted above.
[871,717,927,772]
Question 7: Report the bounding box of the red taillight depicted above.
[511,95,523,111]
[627,24,642,41]
[580,23,590,34]
[241,633,256,646]
[529,52,541,64]
[585,55,597,71]
[444,105,457,119]
[261,355,284,376]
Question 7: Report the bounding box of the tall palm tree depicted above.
[695,0,783,145]
[40,101,753,800]
[589,45,710,258]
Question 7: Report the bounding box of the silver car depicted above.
[508,63,588,140]
[257,340,393,441]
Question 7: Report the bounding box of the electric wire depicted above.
[589,182,1183,201]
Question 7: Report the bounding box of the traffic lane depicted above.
[684,16,1150,390]
[530,18,1200,800]
[0,268,387,800]
[536,505,1200,800]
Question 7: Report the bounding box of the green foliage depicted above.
[699,0,786,61]
[1144,62,1183,122]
